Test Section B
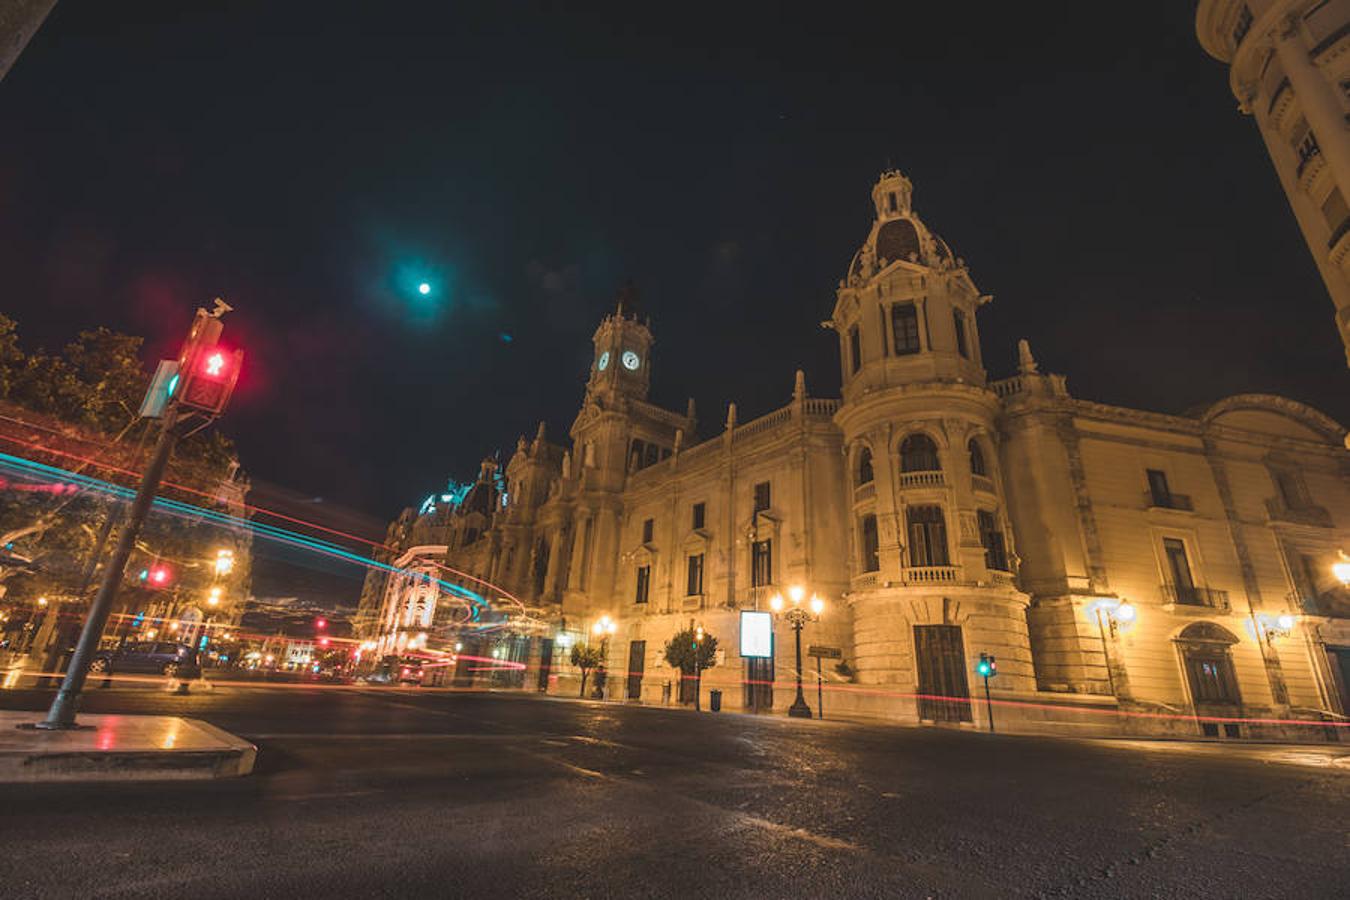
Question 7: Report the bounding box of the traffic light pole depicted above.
[35,408,182,729]
[982,671,994,734]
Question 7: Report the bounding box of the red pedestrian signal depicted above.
[175,307,243,416]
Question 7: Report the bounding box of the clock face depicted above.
[597,351,610,371]
[621,350,641,371]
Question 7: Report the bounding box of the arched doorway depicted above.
[1175,621,1242,736]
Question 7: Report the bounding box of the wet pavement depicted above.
[0,686,1346,898]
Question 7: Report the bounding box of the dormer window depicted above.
[849,325,862,373]
[888,192,897,212]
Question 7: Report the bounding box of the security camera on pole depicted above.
[32,302,243,730]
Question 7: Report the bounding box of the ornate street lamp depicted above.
[1333,551,1350,588]
[770,585,824,719]
[592,614,617,699]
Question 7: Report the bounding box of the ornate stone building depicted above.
[1197,0,1350,366]
[366,171,1350,739]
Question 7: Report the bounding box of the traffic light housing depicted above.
[138,565,174,589]
[975,653,997,678]
[175,308,243,416]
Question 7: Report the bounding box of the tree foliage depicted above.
[0,316,246,609]
[570,643,604,697]
[663,628,718,674]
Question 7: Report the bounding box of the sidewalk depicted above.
[0,710,256,782]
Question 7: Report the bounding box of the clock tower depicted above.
[586,282,653,402]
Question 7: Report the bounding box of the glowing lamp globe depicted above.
[418,282,431,295]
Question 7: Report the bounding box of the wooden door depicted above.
[626,640,646,700]
[914,625,972,722]
[537,638,553,692]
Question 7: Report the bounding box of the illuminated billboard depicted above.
[740,610,773,658]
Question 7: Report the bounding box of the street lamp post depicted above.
[692,624,704,711]
[592,614,616,700]
[771,585,824,719]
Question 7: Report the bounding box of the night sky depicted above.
[3,3,1347,603]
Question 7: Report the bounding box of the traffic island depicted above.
[0,710,256,782]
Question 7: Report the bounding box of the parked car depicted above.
[90,641,200,677]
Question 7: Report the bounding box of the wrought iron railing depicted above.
[1160,583,1230,610]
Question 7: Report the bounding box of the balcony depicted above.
[902,566,958,585]
[971,474,996,495]
[897,471,946,490]
[1144,490,1193,512]
[853,481,876,503]
[1265,497,1334,529]
[988,570,1017,588]
[1160,583,1230,611]
[851,572,878,590]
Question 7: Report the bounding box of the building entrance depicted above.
[914,624,972,723]
[627,640,646,700]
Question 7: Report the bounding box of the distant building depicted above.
[1197,0,1350,366]
[368,171,1350,739]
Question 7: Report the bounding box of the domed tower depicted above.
[830,170,1034,721]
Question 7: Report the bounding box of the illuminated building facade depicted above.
[368,171,1350,739]
[1197,0,1350,366]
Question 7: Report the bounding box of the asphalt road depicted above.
[0,685,1347,899]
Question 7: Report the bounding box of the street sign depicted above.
[808,645,842,659]
[739,610,773,658]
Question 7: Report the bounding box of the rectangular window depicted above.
[751,539,772,587]
[644,443,660,468]
[691,502,706,531]
[907,506,950,567]
[953,309,968,358]
[1146,469,1172,506]
[1273,469,1305,508]
[753,481,771,513]
[686,553,704,596]
[1164,538,1197,603]
[634,565,650,604]
[879,304,890,356]
[849,325,862,374]
[891,303,920,355]
[641,518,654,544]
[860,514,880,573]
[977,509,1008,571]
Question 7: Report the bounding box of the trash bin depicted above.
[709,689,722,712]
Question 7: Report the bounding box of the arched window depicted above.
[900,433,941,473]
[968,438,987,477]
[906,505,949,567]
[856,447,874,486]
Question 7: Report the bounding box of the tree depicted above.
[570,643,603,698]
[664,627,718,703]
[0,316,247,612]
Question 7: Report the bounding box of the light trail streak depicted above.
[0,450,491,615]
[0,428,531,609]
